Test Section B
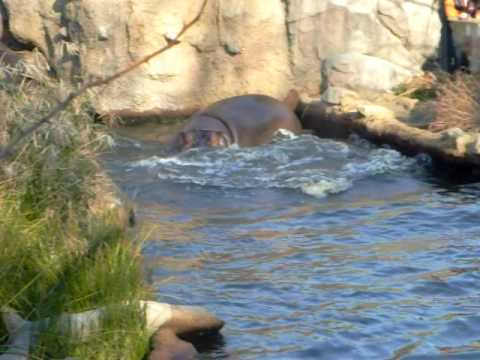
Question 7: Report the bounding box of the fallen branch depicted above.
[0,0,208,161]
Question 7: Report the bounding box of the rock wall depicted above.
[288,0,441,94]
[1,0,441,117]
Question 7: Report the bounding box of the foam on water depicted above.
[106,129,480,360]
[128,133,414,198]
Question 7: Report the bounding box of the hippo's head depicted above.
[178,130,231,151]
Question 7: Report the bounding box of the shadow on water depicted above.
[182,332,228,358]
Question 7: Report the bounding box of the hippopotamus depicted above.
[170,90,302,152]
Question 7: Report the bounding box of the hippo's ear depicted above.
[209,132,229,147]
[181,132,194,148]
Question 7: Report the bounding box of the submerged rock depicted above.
[149,329,197,360]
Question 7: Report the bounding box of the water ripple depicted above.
[104,129,480,360]
[128,134,414,198]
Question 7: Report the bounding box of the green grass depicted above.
[408,87,437,102]
[0,66,153,358]
[392,83,437,101]
[34,302,150,359]
[392,83,408,96]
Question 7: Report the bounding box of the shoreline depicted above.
[297,93,480,179]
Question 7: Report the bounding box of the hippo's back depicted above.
[199,95,301,147]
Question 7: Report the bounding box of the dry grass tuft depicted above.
[429,72,480,132]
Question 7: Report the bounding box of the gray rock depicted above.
[321,86,358,105]
[467,134,480,155]
[323,52,415,92]
[377,0,409,43]
[1,0,442,118]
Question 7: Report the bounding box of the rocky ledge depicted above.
[299,82,480,177]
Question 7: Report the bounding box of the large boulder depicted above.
[2,0,292,117]
[1,0,442,118]
[323,52,416,92]
[287,0,440,95]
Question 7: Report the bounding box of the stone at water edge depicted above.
[149,329,197,360]
[149,304,225,360]
[321,86,359,105]
[0,309,31,360]
[0,301,224,360]
[357,103,396,120]
[165,304,225,335]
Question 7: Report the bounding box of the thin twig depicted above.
[0,0,208,161]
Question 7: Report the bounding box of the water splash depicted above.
[128,134,414,198]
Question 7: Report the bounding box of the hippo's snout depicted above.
[180,130,231,151]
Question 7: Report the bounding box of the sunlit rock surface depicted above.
[2,0,441,117]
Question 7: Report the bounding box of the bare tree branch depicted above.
[0,0,208,161]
